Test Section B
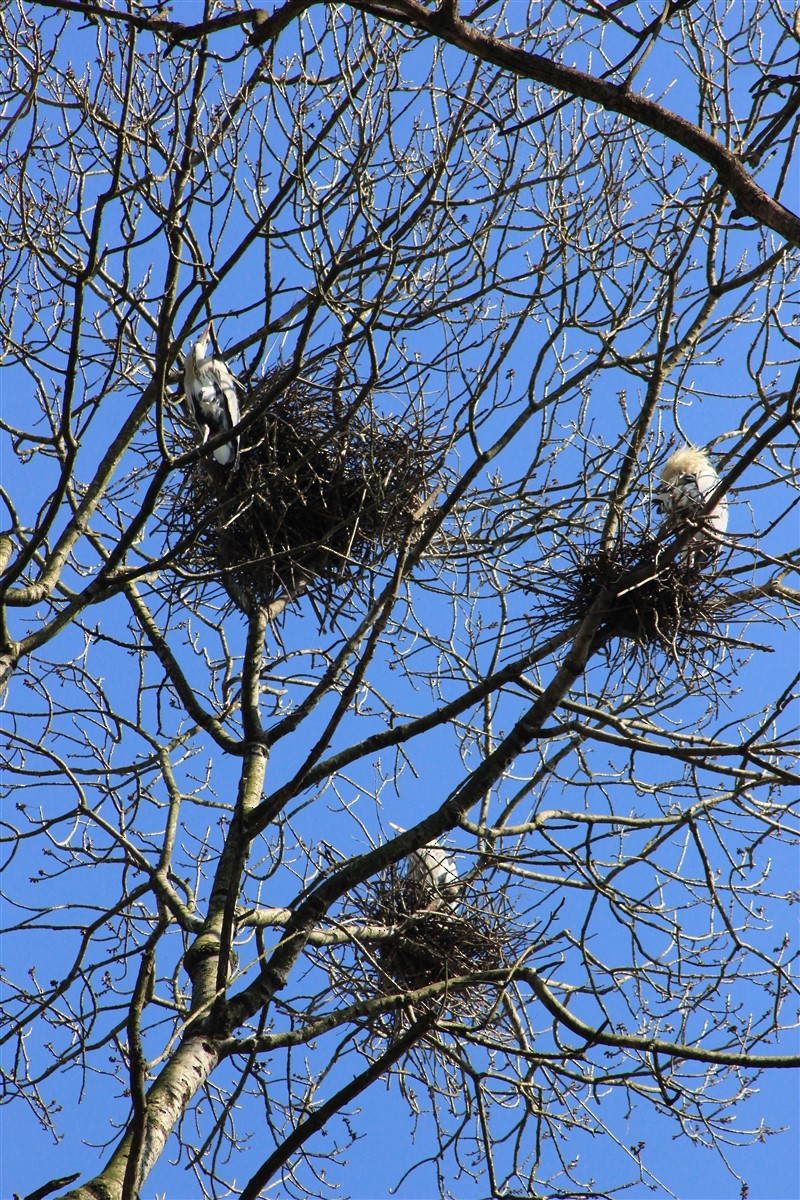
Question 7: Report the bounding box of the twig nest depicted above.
[366,868,517,1022]
[171,367,441,613]
[534,533,722,656]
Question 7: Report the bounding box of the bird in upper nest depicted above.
[657,445,728,564]
[183,323,240,468]
[389,823,460,910]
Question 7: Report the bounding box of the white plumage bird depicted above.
[183,324,240,468]
[389,823,460,908]
[657,446,728,562]
[408,843,459,900]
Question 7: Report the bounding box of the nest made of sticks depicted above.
[533,532,722,657]
[363,868,516,1022]
[172,367,441,614]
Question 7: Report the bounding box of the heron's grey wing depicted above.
[209,363,240,466]
[217,364,240,431]
[695,463,728,534]
[183,368,210,436]
[671,471,704,515]
[656,472,693,517]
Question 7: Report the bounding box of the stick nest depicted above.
[534,533,721,656]
[362,868,517,1023]
[172,368,441,613]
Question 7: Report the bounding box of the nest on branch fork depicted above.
[535,533,723,659]
[172,368,441,615]
[361,868,516,1025]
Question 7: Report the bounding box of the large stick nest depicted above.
[533,532,723,658]
[357,867,519,1025]
[171,368,441,613]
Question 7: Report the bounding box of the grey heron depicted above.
[184,324,240,468]
[389,823,460,908]
[657,446,728,562]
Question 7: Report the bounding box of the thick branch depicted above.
[347,0,800,244]
[229,594,610,1026]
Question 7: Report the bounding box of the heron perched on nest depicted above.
[389,824,460,910]
[172,363,441,616]
[184,324,240,468]
[657,446,728,564]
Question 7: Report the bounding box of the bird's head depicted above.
[193,323,213,359]
[661,445,713,484]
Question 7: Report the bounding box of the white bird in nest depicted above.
[183,323,240,468]
[657,445,728,563]
[389,823,460,908]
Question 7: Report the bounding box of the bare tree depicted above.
[1,2,799,1198]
